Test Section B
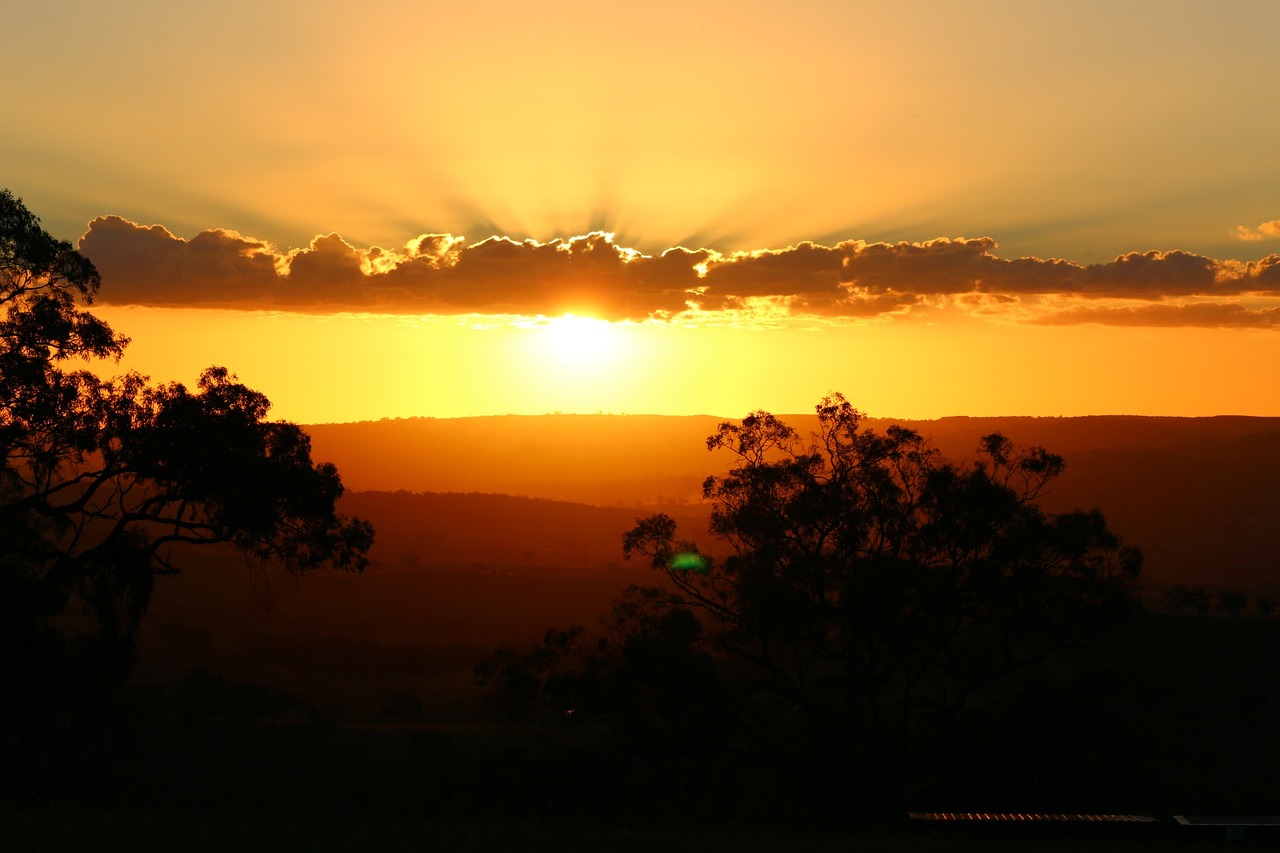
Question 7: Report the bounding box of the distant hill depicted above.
[307,414,728,505]
[337,490,712,572]
[310,413,1280,588]
[132,413,1279,717]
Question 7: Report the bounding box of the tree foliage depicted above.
[622,395,1142,784]
[0,190,372,752]
[477,585,727,753]
[486,395,1143,805]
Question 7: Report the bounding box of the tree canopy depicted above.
[633,396,1140,754]
[0,189,372,752]
[484,394,1142,805]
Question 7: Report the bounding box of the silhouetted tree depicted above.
[171,668,303,733]
[622,395,1143,796]
[0,190,372,767]
[1215,590,1247,618]
[1162,584,1214,615]
[478,585,727,752]
[476,584,738,814]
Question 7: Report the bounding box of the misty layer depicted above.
[79,217,1280,327]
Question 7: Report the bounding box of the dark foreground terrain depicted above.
[11,806,1267,853]
[7,608,1277,850]
[7,414,1278,846]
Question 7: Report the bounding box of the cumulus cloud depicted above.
[1234,219,1280,241]
[77,216,278,304]
[77,217,1280,328]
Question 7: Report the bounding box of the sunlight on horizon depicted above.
[530,314,627,369]
[86,306,1280,425]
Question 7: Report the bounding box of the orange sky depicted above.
[6,1,1279,421]
[93,305,1279,423]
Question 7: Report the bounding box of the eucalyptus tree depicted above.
[0,190,371,751]
[622,394,1142,785]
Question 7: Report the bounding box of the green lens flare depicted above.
[669,552,708,573]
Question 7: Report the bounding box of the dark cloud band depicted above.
[78,217,1280,327]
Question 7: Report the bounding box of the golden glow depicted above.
[88,306,1280,424]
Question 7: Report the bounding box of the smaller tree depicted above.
[477,585,727,755]
[1215,590,1247,618]
[1162,584,1214,616]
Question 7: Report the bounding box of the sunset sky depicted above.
[5,0,1278,423]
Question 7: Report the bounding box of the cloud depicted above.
[1034,302,1280,329]
[78,217,1280,328]
[76,216,278,304]
[1234,219,1280,241]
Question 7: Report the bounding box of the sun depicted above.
[540,314,623,365]
[497,313,657,413]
